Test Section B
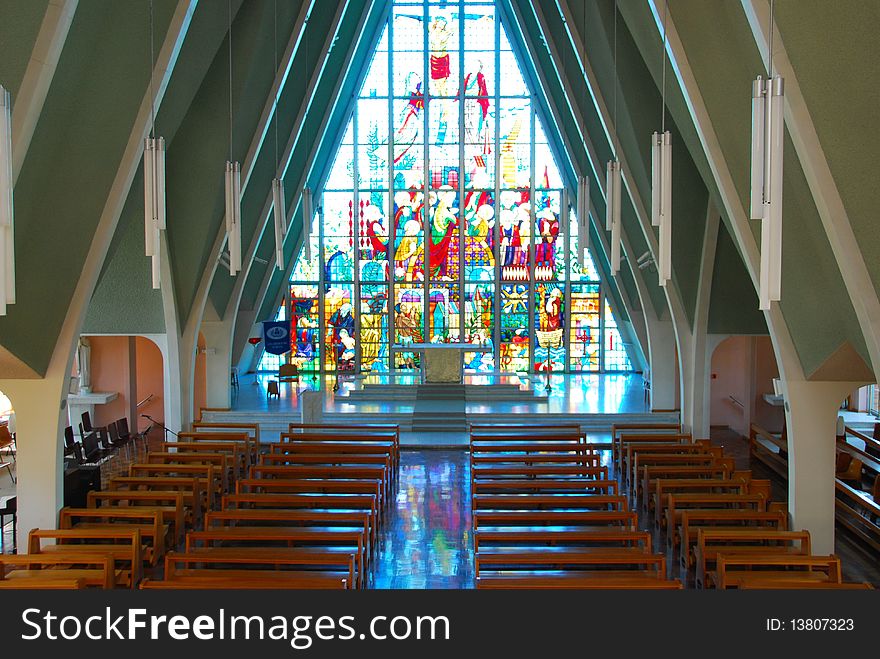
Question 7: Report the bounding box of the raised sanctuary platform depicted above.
[209,373,678,446]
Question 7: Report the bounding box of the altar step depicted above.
[200,408,679,443]
[343,382,547,403]
[412,385,467,433]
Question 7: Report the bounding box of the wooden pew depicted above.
[475,548,667,578]
[639,464,734,512]
[473,478,618,496]
[178,431,255,467]
[472,494,628,514]
[0,553,117,589]
[0,578,88,589]
[661,493,768,534]
[834,478,880,553]
[58,507,166,566]
[27,528,143,588]
[163,441,247,480]
[676,509,789,561]
[259,452,392,488]
[108,475,207,522]
[150,548,355,589]
[649,478,751,515]
[611,425,684,467]
[694,529,811,588]
[222,492,378,537]
[712,554,842,589]
[738,581,874,589]
[249,465,388,503]
[475,574,683,589]
[470,424,583,437]
[473,509,638,531]
[146,452,230,494]
[192,421,260,448]
[87,490,186,545]
[130,463,220,503]
[474,528,652,552]
[471,452,601,469]
[204,509,374,555]
[625,441,716,487]
[185,527,367,577]
[286,424,399,465]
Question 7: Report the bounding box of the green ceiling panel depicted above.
[775,0,880,302]
[0,0,176,374]
[0,0,49,97]
[707,220,765,335]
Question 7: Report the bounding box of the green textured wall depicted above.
[707,222,765,335]
[0,0,49,96]
[0,0,176,374]
[83,167,165,334]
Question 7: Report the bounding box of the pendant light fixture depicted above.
[302,187,312,261]
[143,0,166,290]
[224,0,242,277]
[271,0,286,271]
[0,85,14,315]
[606,0,621,274]
[576,2,590,264]
[750,0,784,310]
[652,0,672,287]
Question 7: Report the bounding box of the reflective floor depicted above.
[372,450,473,589]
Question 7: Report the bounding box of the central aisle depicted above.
[372,450,474,589]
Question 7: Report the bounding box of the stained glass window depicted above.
[278,0,633,374]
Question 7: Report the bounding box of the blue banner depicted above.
[262,320,291,355]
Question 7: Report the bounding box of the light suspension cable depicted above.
[576,0,590,264]
[651,0,672,286]
[750,0,784,310]
[224,0,242,276]
[143,0,166,290]
[301,13,312,262]
[271,0,287,270]
[606,0,621,274]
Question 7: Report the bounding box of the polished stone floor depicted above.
[231,371,650,417]
[372,450,474,589]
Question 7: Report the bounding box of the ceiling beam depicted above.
[741,0,880,380]
[12,0,78,184]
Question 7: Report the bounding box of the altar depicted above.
[391,343,491,383]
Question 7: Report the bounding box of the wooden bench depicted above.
[473,509,638,531]
[737,580,874,589]
[259,452,392,488]
[474,528,652,552]
[185,527,367,576]
[639,464,734,512]
[475,573,683,589]
[87,490,186,545]
[712,554,842,589]
[0,553,118,589]
[676,509,789,560]
[472,494,628,513]
[470,424,583,437]
[633,454,729,501]
[286,424,399,465]
[694,529,811,588]
[661,493,768,534]
[153,548,355,589]
[471,453,602,469]
[473,478,618,496]
[146,453,230,493]
[834,478,880,553]
[58,507,166,565]
[28,528,143,588]
[249,465,388,503]
[108,476,207,522]
[649,478,751,515]
[625,442,716,486]
[179,430,256,466]
[192,421,260,448]
[164,441,247,479]
[612,427,685,467]
[475,547,667,578]
[0,578,88,589]
[222,492,378,535]
[129,463,219,503]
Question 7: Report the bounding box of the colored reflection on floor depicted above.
[372,450,473,589]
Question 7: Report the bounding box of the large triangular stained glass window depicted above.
[281,0,632,374]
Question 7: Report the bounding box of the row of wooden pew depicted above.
[470,423,683,589]
[0,422,401,589]
[619,424,872,589]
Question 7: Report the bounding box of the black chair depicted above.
[81,431,111,463]
[0,495,17,551]
[116,417,144,451]
[63,425,77,457]
[107,421,132,459]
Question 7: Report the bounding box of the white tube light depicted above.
[651,132,661,227]
[0,86,14,315]
[659,130,672,286]
[272,177,286,270]
[577,176,589,262]
[143,136,165,290]
[302,187,312,262]
[752,74,784,309]
[749,77,765,220]
[610,202,621,274]
[225,160,242,276]
[604,161,614,232]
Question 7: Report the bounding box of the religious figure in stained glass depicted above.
[271,0,634,376]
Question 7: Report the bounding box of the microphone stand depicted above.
[141,414,179,443]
